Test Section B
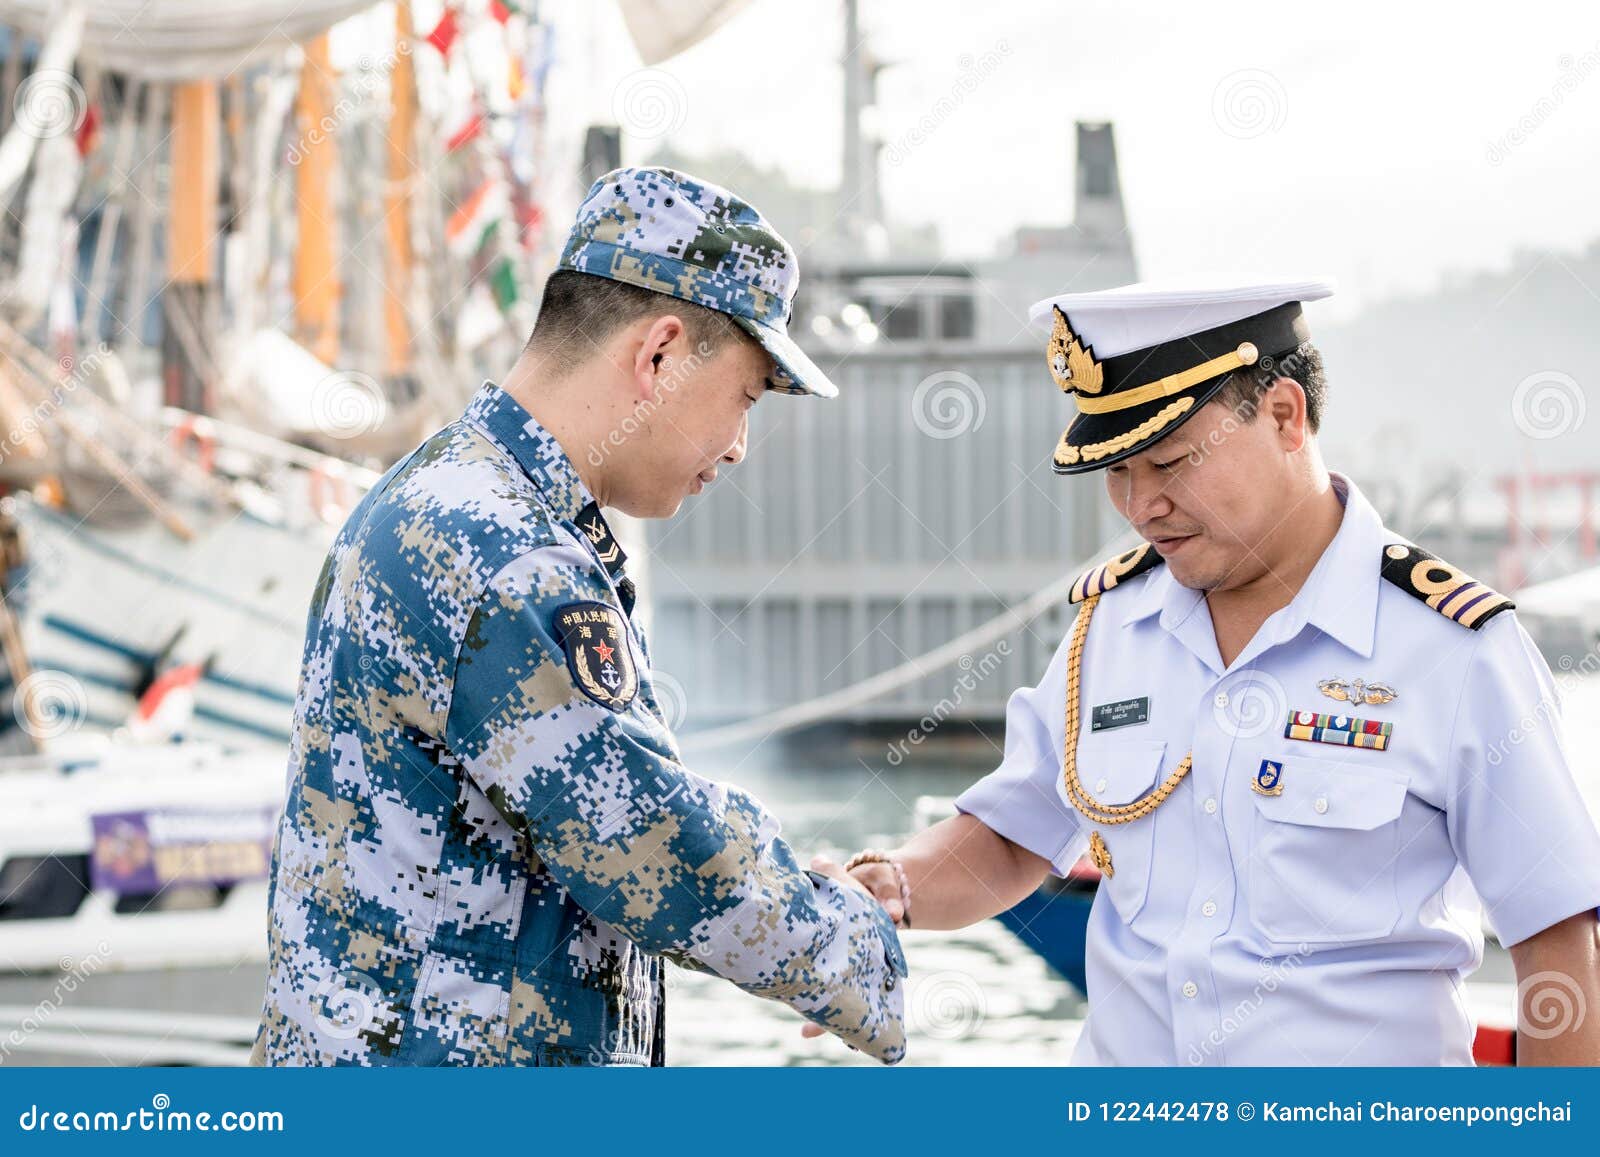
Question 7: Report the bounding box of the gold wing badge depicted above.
[1047,306,1104,396]
[1317,677,1397,705]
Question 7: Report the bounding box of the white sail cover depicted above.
[616,0,752,65]
[0,0,379,80]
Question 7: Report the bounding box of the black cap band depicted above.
[1098,301,1310,395]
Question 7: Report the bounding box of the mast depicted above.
[840,0,862,240]
[292,33,340,367]
[166,79,219,413]
[384,3,417,379]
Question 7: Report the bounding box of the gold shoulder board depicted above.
[1069,542,1163,604]
[1379,543,1514,630]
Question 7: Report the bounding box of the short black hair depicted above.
[1210,341,1327,432]
[525,270,746,372]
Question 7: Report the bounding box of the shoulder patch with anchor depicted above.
[1069,542,1164,604]
[553,601,638,710]
[1379,543,1514,630]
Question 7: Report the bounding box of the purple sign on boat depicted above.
[89,807,276,895]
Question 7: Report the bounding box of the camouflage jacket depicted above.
[251,381,906,1066]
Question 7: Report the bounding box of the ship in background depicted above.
[643,2,1600,731]
[648,118,1137,726]
[637,4,1130,725]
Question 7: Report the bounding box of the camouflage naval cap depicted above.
[558,166,837,398]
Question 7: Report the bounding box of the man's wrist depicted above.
[845,848,912,929]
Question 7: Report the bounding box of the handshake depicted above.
[791,815,1054,1053]
[811,849,912,928]
[799,848,915,1048]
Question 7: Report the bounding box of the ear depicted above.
[1265,377,1310,453]
[628,315,687,400]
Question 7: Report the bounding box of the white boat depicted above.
[1,407,376,754]
[0,739,283,974]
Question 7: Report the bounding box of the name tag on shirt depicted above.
[1091,696,1150,731]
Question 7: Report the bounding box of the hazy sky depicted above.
[552,0,1600,319]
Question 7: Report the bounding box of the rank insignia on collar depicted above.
[1317,677,1397,705]
[1252,759,1285,796]
[573,500,626,577]
[553,602,637,711]
[1285,709,1392,751]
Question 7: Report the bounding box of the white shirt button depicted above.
[1203,797,1218,814]
[1202,900,1218,917]
[1095,777,1108,794]
[1314,797,1329,814]
[1213,692,1230,708]
[1182,981,1199,998]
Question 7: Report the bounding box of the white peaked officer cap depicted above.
[1028,276,1335,473]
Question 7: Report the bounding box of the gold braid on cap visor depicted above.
[1061,593,1193,829]
[1053,341,1260,467]
[1055,398,1195,467]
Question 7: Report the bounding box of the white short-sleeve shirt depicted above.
[957,474,1600,1065]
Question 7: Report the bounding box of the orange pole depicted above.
[384,5,417,376]
[293,34,341,366]
[167,81,218,284]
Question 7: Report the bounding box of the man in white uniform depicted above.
[821,278,1600,1064]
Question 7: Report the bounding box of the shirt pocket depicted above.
[1066,739,1168,927]
[1246,754,1410,948]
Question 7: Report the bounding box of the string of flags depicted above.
[419,0,551,350]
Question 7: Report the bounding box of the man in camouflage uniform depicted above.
[251,168,906,1066]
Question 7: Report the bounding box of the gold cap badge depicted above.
[1047,306,1104,396]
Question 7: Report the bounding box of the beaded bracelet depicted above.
[844,848,912,929]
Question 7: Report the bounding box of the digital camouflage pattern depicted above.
[251,381,906,1066]
[558,165,837,398]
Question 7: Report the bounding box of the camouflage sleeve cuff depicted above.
[792,869,909,1064]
